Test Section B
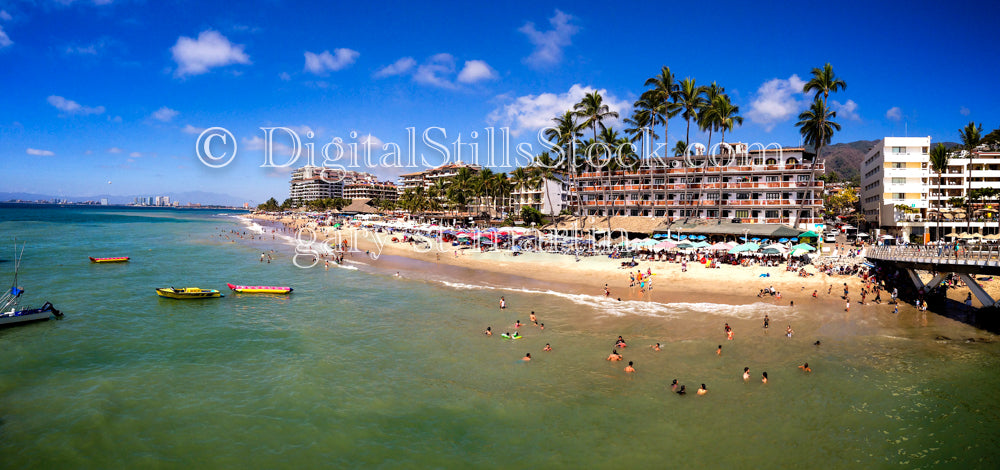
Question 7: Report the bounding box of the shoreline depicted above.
[249,214,884,312]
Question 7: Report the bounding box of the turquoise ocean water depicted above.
[1,204,999,468]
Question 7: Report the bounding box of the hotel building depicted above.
[289,166,393,204]
[860,136,1000,240]
[398,162,482,191]
[511,176,570,216]
[572,144,825,229]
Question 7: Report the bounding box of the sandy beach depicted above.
[245,214,1000,314]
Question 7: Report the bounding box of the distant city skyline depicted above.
[2,0,997,203]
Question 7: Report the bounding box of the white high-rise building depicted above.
[860,136,1000,241]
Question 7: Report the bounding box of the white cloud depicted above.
[519,10,578,68]
[182,124,204,134]
[0,25,11,49]
[746,75,807,132]
[171,30,250,77]
[151,106,178,122]
[457,60,497,83]
[26,148,55,156]
[130,151,142,157]
[279,72,291,81]
[108,147,123,153]
[303,48,359,74]
[374,57,416,78]
[960,106,971,116]
[414,53,456,88]
[832,99,860,121]
[885,106,902,121]
[47,95,105,115]
[243,136,296,158]
[0,10,12,21]
[488,84,631,137]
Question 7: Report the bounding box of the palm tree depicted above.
[643,66,681,217]
[802,63,846,227]
[803,63,847,110]
[697,82,724,217]
[929,143,950,243]
[676,78,706,218]
[545,111,583,219]
[672,140,686,157]
[959,121,983,231]
[574,91,619,221]
[713,95,743,220]
[796,97,841,227]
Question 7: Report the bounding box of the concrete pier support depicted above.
[924,273,948,291]
[959,273,1000,308]
[906,269,925,291]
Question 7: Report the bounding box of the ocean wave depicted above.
[436,280,790,320]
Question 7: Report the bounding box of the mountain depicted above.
[0,190,253,206]
[816,140,960,183]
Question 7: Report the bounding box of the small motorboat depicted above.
[226,283,293,294]
[90,256,130,263]
[156,287,224,299]
[2,244,63,327]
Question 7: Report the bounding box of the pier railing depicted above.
[867,245,1000,267]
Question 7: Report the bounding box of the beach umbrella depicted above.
[778,238,789,243]
[697,235,707,240]
[791,243,816,252]
[676,241,695,250]
[692,241,711,248]
[708,242,732,251]
[679,235,688,240]
[761,247,784,255]
[654,241,677,250]
[790,238,798,242]
[750,237,761,242]
[728,242,760,254]
[763,243,788,252]
[799,230,819,238]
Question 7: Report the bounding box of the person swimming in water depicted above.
[786,325,793,337]
[523,353,531,361]
[500,296,506,309]
[607,350,623,361]
[625,361,636,373]
[763,314,769,329]
[697,384,707,395]
[761,371,768,383]
[652,342,661,351]
[484,326,492,336]
[671,379,678,391]
[676,385,686,395]
[530,311,537,324]
[799,363,811,372]
[743,367,750,381]
[514,320,521,329]
[717,345,722,356]
[615,336,627,348]
[814,340,821,346]
[543,343,552,351]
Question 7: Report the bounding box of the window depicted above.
[706,193,720,200]
[765,176,780,182]
[766,192,781,200]
[892,193,906,200]
[735,210,749,218]
[891,177,906,185]
[891,162,905,168]
[921,147,929,154]
[736,193,751,200]
[706,176,720,183]
[765,210,779,218]
[797,175,810,181]
[892,147,905,154]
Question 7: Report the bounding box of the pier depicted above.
[866,245,1000,308]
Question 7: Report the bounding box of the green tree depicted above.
[280,198,294,210]
[959,121,983,231]
[928,143,950,242]
[257,197,279,212]
[544,111,583,218]
[676,78,706,215]
[530,152,562,216]
[642,66,682,212]
[712,94,743,219]
[521,206,544,226]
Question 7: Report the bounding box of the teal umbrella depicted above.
[791,243,816,252]
[799,231,819,238]
[727,242,760,254]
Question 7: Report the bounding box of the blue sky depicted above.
[1,0,997,204]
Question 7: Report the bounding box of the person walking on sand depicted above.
[845,298,850,312]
